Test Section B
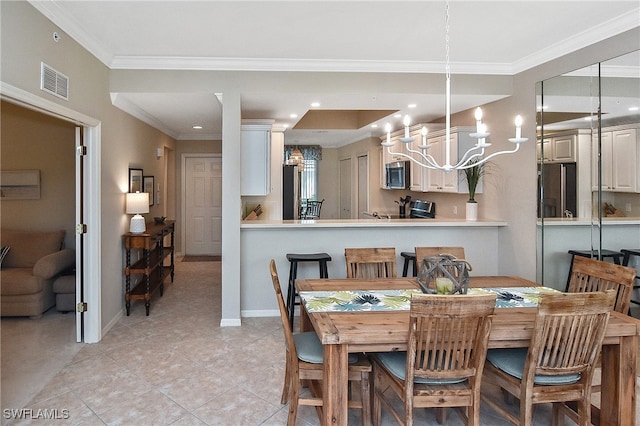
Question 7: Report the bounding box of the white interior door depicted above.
[184,155,222,255]
[357,154,369,218]
[339,158,352,219]
[74,127,84,342]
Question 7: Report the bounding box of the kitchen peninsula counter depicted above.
[240,218,508,317]
[241,218,508,229]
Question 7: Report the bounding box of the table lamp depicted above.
[126,191,149,233]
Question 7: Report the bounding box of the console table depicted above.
[123,220,175,315]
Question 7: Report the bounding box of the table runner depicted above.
[299,287,561,312]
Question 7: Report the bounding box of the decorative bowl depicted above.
[154,216,166,224]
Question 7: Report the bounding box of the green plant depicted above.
[463,160,486,202]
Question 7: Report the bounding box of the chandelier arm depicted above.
[455,144,522,170]
[452,145,485,168]
[404,146,440,167]
[385,146,447,170]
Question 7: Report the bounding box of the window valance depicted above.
[284,145,322,161]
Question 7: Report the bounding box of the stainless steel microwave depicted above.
[385,161,410,189]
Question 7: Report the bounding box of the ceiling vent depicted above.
[40,62,69,100]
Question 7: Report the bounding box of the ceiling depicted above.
[31,1,640,147]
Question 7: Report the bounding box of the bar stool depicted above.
[400,252,417,277]
[565,249,624,290]
[621,249,640,306]
[286,252,331,328]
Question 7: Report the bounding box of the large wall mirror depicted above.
[536,50,640,291]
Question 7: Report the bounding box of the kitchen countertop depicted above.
[241,218,508,229]
[536,217,640,226]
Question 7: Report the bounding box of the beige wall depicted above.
[1,1,177,331]
[1,101,76,249]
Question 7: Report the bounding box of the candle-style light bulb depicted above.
[474,107,483,133]
[385,123,392,144]
[515,115,523,139]
[421,126,428,145]
[403,115,411,138]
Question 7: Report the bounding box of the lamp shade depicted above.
[126,192,149,233]
[126,192,149,214]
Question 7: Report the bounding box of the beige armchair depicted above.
[1,229,75,318]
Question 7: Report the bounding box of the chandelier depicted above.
[381,2,528,172]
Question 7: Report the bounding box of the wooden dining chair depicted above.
[566,255,636,314]
[481,291,615,426]
[269,259,372,426]
[371,293,497,426]
[415,246,466,265]
[557,256,636,423]
[345,247,397,279]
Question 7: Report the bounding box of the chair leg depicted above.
[281,356,291,405]
[360,372,372,426]
[287,368,300,426]
[519,395,535,426]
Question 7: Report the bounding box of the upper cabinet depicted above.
[592,125,640,192]
[537,131,578,163]
[241,123,272,196]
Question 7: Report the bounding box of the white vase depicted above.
[466,202,478,221]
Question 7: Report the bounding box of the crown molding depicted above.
[29,1,639,77]
[110,56,515,75]
[110,93,178,139]
[512,7,640,74]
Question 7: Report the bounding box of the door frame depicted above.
[181,153,222,256]
[1,82,102,343]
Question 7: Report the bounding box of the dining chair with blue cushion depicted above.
[371,293,497,426]
[481,290,615,426]
[269,259,372,426]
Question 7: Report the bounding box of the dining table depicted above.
[296,276,640,426]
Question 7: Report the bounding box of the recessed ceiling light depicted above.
[408,104,417,108]
[192,125,203,129]
[629,106,639,111]
[371,124,378,128]
[290,113,298,118]
[394,114,402,118]
[311,102,320,108]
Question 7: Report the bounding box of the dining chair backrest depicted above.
[526,291,615,386]
[269,259,297,360]
[345,247,397,279]
[415,246,466,264]
[408,293,496,383]
[567,256,636,314]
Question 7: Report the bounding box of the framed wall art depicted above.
[143,175,154,206]
[128,168,143,193]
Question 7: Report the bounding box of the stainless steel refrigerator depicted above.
[283,165,300,219]
[538,162,577,218]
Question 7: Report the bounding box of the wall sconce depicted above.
[126,191,149,233]
[156,148,163,158]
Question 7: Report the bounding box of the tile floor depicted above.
[1,258,638,425]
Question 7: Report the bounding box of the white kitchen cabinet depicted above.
[592,126,639,192]
[241,124,272,196]
[380,123,428,190]
[420,127,480,194]
[537,132,576,163]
